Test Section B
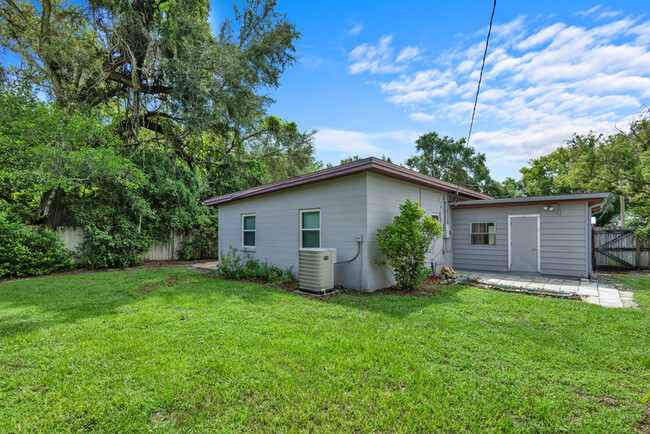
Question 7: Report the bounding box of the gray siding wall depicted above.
[218,172,453,291]
[218,174,368,290]
[452,202,589,278]
[365,173,452,290]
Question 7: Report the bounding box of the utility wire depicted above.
[467,0,496,147]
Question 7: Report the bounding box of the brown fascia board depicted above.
[450,193,609,209]
[203,157,492,206]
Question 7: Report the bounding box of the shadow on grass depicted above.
[322,285,468,318]
[0,268,285,339]
[0,268,472,338]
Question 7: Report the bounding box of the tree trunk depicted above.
[36,187,66,230]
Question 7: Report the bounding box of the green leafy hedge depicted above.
[77,223,150,269]
[0,216,74,277]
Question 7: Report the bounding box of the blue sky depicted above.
[216,1,650,181]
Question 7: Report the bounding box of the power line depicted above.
[467,0,496,147]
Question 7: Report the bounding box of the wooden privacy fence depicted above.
[592,227,650,270]
[58,228,199,261]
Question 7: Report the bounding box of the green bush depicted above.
[178,212,219,260]
[77,223,150,269]
[0,216,74,277]
[219,247,295,284]
[374,199,444,291]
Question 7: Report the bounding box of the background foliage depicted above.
[0,0,317,271]
[0,214,74,277]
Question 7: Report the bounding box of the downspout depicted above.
[588,199,606,278]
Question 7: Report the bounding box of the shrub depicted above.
[219,247,295,284]
[374,199,444,291]
[178,212,219,260]
[0,215,74,278]
[77,223,150,269]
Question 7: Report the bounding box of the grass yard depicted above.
[1,268,649,432]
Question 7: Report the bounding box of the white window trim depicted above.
[299,209,321,249]
[242,213,256,250]
[469,221,496,246]
[507,214,541,273]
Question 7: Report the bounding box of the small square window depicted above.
[471,222,495,245]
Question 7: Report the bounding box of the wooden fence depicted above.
[58,228,198,261]
[592,227,650,270]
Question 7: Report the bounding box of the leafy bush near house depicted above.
[77,224,150,269]
[0,215,74,277]
[374,199,444,291]
[178,210,220,260]
[219,247,295,284]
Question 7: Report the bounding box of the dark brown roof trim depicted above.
[204,157,492,206]
[450,192,609,209]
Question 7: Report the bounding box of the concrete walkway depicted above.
[457,270,637,309]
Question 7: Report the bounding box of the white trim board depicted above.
[299,208,321,249]
[507,214,541,273]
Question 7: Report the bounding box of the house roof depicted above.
[450,192,609,209]
[203,157,492,206]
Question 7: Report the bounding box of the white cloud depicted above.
[348,35,421,75]
[396,46,421,63]
[574,6,601,17]
[346,22,363,36]
[596,10,622,20]
[409,112,436,122]
[314,128,380,152]
[314,128,419,155]
[348,12,650,168]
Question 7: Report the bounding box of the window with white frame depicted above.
[471,222,495,245]
[300,209,320,248]
[242,214,256,247]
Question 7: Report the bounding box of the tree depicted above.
[0,0,301,169]
[520,146,582,196]
[1,0,318,233]
[558,117,650,231]
[406,131,499,196]
[515,116,650,228]
[0,84,143,229]
[374,200,443,291]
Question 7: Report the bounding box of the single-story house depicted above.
[204,157,608,291]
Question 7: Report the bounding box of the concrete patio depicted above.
[457,270,637,309]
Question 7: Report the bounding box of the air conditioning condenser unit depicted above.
[298,248,336,294]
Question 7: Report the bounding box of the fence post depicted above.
[636,231,642,270]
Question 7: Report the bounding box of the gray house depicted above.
[204,157,608,291]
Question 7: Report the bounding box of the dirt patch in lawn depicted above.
[350,276,443,297]
[203,274,300,293]
[636,404,650,434]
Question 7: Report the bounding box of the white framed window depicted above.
[242,214,256,248]
[430,213,440,222]
[300,209,320,248]
[470,222,495,245]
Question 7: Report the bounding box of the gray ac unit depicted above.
[298,248,336,293]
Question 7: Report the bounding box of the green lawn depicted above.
[1,268,648,432]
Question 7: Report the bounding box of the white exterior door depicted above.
[509,216,539,273]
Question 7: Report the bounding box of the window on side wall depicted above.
[242,214,256,248]
[471,222,495,245]
[300,209,320,248]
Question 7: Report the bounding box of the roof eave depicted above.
[203,157,491,206]
[450,193,610,209]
